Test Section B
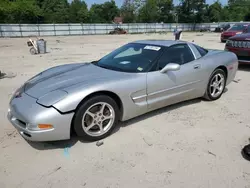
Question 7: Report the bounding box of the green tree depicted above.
[102,0,119,22]
[138,0,158,23]
[89,0,119,23]
[208,1,222,22]
[69,0,88,23]
[0,0,42,23]
[178,0,208,23]
[120,0,136,23]
[89,4,106,23]
[156,0,174,23]
[42,0,70,23]
[227,0,250,21]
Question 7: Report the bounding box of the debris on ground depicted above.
[6,130,17,137]
[0,71,16,79]
[40,167,62,180]
[233,79,241,83]
[208,150,216,157]
[0,71,6,79]
[143,137,153,146]
[96,141,104,147]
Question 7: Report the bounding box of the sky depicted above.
[83,0,228,8]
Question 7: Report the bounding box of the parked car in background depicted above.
[215,23,231,33]
[220,23,249,42]
[199,26,211,32]
[225,32,250,64]
[109,28,127,34]
[7,40,238,142]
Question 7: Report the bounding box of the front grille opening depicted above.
[22,132,31,137]
[16,119,26,128]
[238,56,250,61]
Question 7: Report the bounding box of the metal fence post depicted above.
[37,24,40,36]
[19,24,23,37]
[81,23,84,35]
[0,25,2,37]
[68,23,71,35]
[53,23,56,36]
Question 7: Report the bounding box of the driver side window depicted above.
[157,44,195,70]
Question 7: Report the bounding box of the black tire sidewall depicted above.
[206,69,226,100]
[73,95,120,141]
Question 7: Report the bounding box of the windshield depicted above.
[94,43,163,73]
[228,24,246,31]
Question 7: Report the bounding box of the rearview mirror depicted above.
[160,63,180,73]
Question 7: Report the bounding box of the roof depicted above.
[132,40,189,47]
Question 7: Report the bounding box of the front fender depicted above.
[52,74,148,122]
[53,79,121,113]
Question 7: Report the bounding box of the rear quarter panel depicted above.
[201,50,238,86]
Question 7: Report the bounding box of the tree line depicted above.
[0,0,250,24]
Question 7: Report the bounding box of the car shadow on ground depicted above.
[27,91,230,151]
[238,64,250,72]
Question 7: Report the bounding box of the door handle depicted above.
[193,64,201,69]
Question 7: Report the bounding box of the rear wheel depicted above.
[204,69,226,101]
[73,95,119,141]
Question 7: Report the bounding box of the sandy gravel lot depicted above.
[1,32,250,188]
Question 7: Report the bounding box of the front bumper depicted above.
[221,35,233,42]
[225,47,250,64]
[7,93,74,142]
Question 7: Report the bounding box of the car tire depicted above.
[204,69,226,101]
[73,95,120,141]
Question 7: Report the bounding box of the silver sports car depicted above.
[7,40,238,142]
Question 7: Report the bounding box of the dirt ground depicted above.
[1,32,250,188]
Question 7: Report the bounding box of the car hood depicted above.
[24,62,126,99]
[229,33,250,40]
[222,30,242,36]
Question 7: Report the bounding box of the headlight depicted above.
[37,90,68,107]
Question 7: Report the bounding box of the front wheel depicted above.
[204,69,226,101]
[73,95,120,141]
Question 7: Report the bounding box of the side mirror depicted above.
[160,63,180,73]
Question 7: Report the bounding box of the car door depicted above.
[147,43,205,110]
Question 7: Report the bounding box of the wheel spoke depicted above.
[104,113,113,120]
[100,103,106,114]
[218,77,224,85]
[211,87,216,96]
[98,123,104,132]
[215,75,219,82]
[86,111,96,118]
[86,121,96,131]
